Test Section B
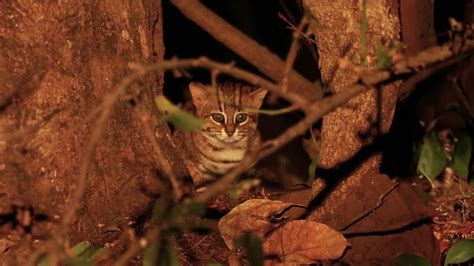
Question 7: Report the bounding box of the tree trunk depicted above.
[0,0,175,261]
[303,0,436,263]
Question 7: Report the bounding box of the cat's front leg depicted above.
[183,158,207,188]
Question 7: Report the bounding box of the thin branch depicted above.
[134,106,183,200]
[113,229,161,266]
[398,45,474,100]
[450,75,474,119]
[244,105,299,116]
[339,182,399,231]
[278,13,317,46]
[280,15,309,93]
[170,0,322,100]
[341,216,432,237]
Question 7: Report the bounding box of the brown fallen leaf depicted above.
[218,199,298,249]
[263,220,349,265]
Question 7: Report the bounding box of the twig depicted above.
[341,216,431,237]
[170,0,322,100]
[278,13,317,46]
[280,15,309,93]
[449,75,474,119]
[134,106,183,200]
[244,105,299,116]
[339,182,399,231]
[398,45,474,101]
[113,229,161,266]
[179,235,209,256]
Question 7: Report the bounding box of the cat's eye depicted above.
[211,113,225,123]
[235,113,248,123]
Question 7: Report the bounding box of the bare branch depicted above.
[134,106,183,200]
[113,229,161,266]
[170,0,322,100]
[280,15,309,93]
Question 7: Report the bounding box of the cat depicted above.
[176,82,267,188]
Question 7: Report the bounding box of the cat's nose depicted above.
[225,125,235,137]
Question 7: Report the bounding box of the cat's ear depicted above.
[249,88,268,108]
[188,82,209,107]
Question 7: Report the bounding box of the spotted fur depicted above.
[181,82,267,187]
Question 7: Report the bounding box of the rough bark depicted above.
[0,0,175,261]
[304,0,400,223]
[303,0,436,263]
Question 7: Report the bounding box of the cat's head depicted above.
[189,82,267,143]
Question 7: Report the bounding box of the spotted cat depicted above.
[177,82,267,187]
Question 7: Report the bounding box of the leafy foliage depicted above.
[396,253,431,266]
[444,240,474,266]
[452,135,472,177]
[417,133,447,181]
[143,243,159,266]
[308,161,317,181]
[234,232,264,266]
[376,41,394,68]
[39,241,108,266]
[158,243,181,266]
[155,95,204,132]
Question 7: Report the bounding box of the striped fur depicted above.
[182,82,267,186]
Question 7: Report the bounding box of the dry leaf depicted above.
[263,220,349,265]
[218,199,295,249]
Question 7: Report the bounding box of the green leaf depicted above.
[444,240,474,265]
[155,95,204,132]
[308,161,317,182]
[72,241,91,256]
[396,253,431,266]
[417,133,447,181]
[38,256,51,266]
[243,107,295,116]
[37,242,107,266]
[228,179,261,201]
[452,135,472,177]
[152,198,165,225]
[234,232,264,266]
[413,186,434,202]
[143,243,159,266]
[72,241,107,261]
[64,257,93,266]
[168,202,206,228]
[89,247,107,259]
[159,243,180,266]
[376,41,393,69]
